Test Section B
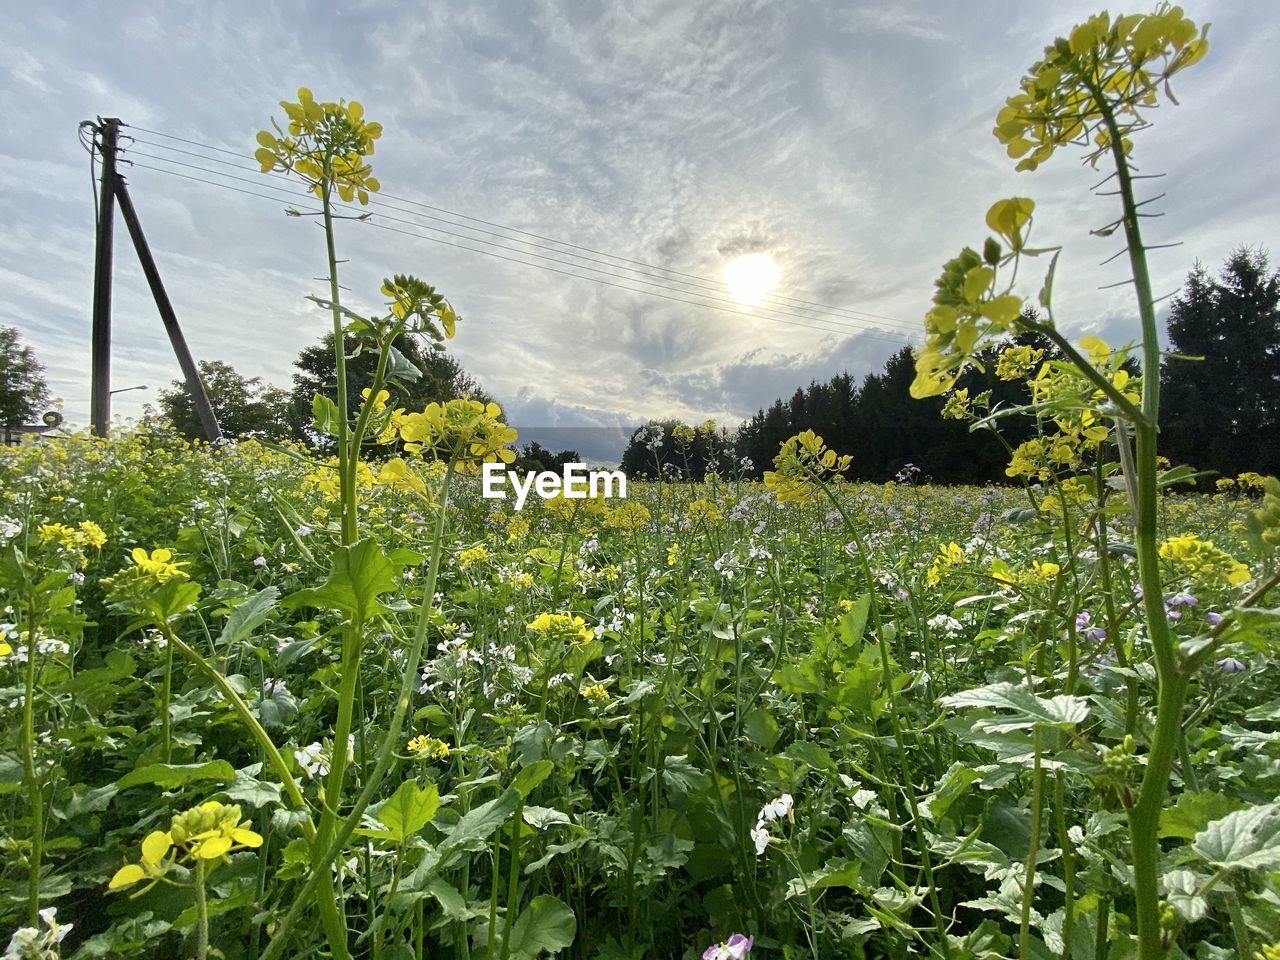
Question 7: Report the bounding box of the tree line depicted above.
[623,247,1280,483]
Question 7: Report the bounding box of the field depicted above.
[2,429,1278,959]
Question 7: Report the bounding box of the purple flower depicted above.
[1074,611,1107,643]
[704,934,754,959]
[1206,611,1223,626]
[1165,591,1198,608]
[1217,657,1247,673]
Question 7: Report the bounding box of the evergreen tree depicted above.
[1161,248,1280,477]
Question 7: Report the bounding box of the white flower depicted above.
[253,556,267,568]
[750,824,770,856]
[758,793,793,823]
[294,741,329,780]
[5,908,72,960]
[295,524,312,538]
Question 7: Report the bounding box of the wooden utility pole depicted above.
[89,118,120,437]
[115,181,223,442]
[85,118,223,442]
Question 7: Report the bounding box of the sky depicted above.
[2,1,1276,461]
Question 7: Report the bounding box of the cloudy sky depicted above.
[2,1,1275,459]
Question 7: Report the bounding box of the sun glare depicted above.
[724,253,780,307]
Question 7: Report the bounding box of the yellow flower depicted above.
[580,683,610,706]
[605,501,652,531]
[399,399,517,471]
[110,802,261,891]
[686,498,724,524]
[407,734,451,761]
[666,543,681,567]
[527,612,593,645]
[1159,534,1251,586]
[256,88,382,204]
[764,430,852,504]
[941,388,971,420]
[130,547,190,582]
[994,9,1209,173]
[375,457,426,494]
[995,345,1044,381]
[458,545,489,569]
[78,520,107,549]
[37,523,78,549]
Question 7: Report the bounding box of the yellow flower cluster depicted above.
[130,547,189,583]
[407,734,451,761]
[763,430,852,504]
[910,198,1032,399]
[399,399,517,471]
[941,388,971,421]
[995,345,1044,381]
[1159,534,1251,586]
[380,275,460,343]
[109,801,262,891]
[256,88,382,204]
[925,542,966,587]
[458,545,489,569]
[580,683,610,706]
[686,498,724,524]
[994,8,1209,172]
[604,501,652,531]
[1253,476,1280,547]
[527,612,593,646]
[37,520,107,551]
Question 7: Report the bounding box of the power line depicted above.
[121,159,917,347]
[126,124,922,332]
[120,145,917,345]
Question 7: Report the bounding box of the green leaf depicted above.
[660,755,709,797]
[1162,869,1210,922]
[785,858,861,900]
[512,760,554,799]
[939,682,1088,732]
[506,895,577,959]
[118,760,236,790]
[376,780,441,844]
[59,651,136,696]
[1159,790,1246,840]
[439,787,522,858]
[743,708,780,750]
[224,764,284,808]
[1192,803,1280,871]
[311,393,342,437]
[218,586,279,648]
[838,594,871,647]
[385,344,423,385]
[286,539,399,622]
[145,580,202,622]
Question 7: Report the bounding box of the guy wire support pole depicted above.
[89,118,120,437]
[114,176,224,443]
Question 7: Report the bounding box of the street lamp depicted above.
[108,384,148,396]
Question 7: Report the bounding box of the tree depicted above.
[286,333,492,447]
[0,326,50,430]
[619,420,735,479]
[1161,248,1280,477]
[512,442,581,473]
[157,360,291,440]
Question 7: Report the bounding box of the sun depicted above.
[724,253,780,307]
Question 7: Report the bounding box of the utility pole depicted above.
[89,118,120,437]
[115,182,223,442]
[84,118,223,443]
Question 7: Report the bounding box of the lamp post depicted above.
[108,385,148,396]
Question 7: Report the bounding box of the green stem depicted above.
[195,858,210,960]
[260,466,455,960]
[321,175,356,548]
[1092,93,1182,960]
[161,633,174,763]
[21,610,43,926]
[1019,728,1043,959]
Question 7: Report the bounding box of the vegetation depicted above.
[4,10,1280,960]
[0,326,50,431]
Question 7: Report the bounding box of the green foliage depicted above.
[0,325,51,430]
